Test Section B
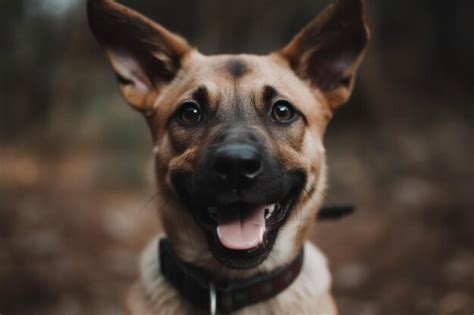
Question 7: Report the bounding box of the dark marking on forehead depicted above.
[192,86,208,105]
[262,85,278,103]
[261,85,279,114]
[225,58,249,78]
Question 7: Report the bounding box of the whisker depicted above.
[134,191,160,214]
[271,69,292,87]
[316,190,328,199]
[302,187,328,218]
[297,199,303,237]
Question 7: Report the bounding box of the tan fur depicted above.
[88,0,370,313]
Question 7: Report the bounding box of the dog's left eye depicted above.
[271,100,297,123]
[176,101,203,126]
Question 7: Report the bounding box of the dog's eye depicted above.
[176,102,203,125]
[271,100,297,123]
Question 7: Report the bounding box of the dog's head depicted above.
[88,0,369,270]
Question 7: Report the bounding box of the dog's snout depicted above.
[214,144,263,185]
[214,129,259,144]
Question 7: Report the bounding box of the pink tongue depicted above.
[216,206,266,251]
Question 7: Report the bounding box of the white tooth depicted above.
[265,204,276,220]
[265,210,271,220]
[269,207,275,214]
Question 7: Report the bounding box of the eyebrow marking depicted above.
[192,86,209,104]
[262,85,278,103]
[225,58,249,78]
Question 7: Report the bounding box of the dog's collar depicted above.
[159,239,304,314]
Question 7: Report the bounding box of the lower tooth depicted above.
[265,208,275,220]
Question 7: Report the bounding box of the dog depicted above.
[88,0,369,314]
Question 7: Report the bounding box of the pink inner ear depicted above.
[108,51,151,93]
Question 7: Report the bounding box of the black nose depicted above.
[214,144,263,186]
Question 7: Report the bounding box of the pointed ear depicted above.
[279,0,370,110]
[87,0,191,112]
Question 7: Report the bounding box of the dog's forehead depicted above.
[189,54,299,91]
[156,52,329,127]
[188,54,285,80]
[184,53,317,104]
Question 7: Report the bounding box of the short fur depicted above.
[87,0,370,314]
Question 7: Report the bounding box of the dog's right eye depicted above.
[176,102,203,126]
[271,100,298,123]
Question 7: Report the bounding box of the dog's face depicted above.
[159,55,323,269]
[88,0,369,270]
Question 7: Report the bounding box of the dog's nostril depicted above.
[243,159,262,178]
[214,157,232,178]
[213,144,263,182]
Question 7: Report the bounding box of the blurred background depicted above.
[1,0,473,314]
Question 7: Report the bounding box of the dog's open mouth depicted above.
[173,168,306,269]
[193,186,302,269]
[208,201,290,251]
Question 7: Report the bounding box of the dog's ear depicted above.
[279,0,370,110]
[87,0,191,113]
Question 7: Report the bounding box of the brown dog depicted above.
[88,0,369,314]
